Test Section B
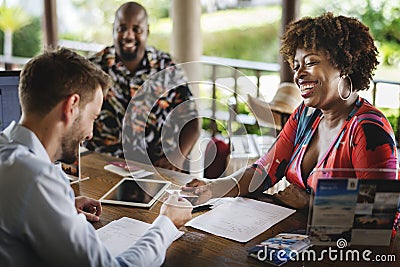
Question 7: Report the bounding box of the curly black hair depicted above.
[280,12,379,91]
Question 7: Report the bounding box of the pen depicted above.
[192,204,212,213]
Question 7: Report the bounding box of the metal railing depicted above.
[0,55,30,70]
[372,80,400,106]
[198,55,280,134]
[371,80,400,144]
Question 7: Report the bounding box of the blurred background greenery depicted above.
[1,0,399,67]
[0,0,399,133]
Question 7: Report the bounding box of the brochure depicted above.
[248,233,312,266]
[308,178,400,246]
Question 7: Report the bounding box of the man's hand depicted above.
[75,196,102,222]
[160,192,192,228]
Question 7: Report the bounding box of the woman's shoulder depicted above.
[350,97,397,159]
[353,97,395,135]
[356,98,389,120]
[357,97,383,112]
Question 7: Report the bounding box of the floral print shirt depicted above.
[86,46,198,164]
[253,97,398,192]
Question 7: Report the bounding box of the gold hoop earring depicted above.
[338,75,353,101]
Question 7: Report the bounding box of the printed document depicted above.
[97,217,183,256]
[185,197,295,242]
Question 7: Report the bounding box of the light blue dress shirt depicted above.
[0,122,179,267]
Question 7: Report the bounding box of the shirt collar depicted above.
[2,121,51,163]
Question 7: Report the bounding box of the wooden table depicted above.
[72,152,400,267]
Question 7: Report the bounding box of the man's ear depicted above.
[63,94,80,124]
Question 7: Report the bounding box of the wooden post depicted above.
[43,0,58,49]
[279,0,300,83]
[171,0,202,98]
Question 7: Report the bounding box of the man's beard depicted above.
[118,42,139,61]
[120,49,138,61]
[60,116,82,164]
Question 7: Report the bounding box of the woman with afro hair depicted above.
[183,13,398,209]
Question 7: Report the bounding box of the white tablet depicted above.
[99,178,171,208]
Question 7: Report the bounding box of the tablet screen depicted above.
[100,178,171,208]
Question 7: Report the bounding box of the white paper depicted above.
[185,197,295,242]
[103,164,153,178]
[97,217,183,257]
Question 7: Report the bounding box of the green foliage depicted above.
[149,23,280,63]
[303,0,400,66]
[201,116,273,137]
[52,1,400,70]
[379,42,400,66]
[379,107,399,136]
[237,101,249,115]
[144,0,170,19]
[203,23,280,62]
[67,0,171,44]
[12,17,41,57]
[386,114,398,135]
[359,1,400,67]
[0,5,31,32]
[71,0,125,26]
[147,33,170,52]
[359,1,400,43]
[0,17,41,57]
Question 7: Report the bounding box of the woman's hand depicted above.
[273,183,310,209]
[181,178,212,205]
[75,196,102,222]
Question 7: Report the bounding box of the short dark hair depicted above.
[114,1,148,25]
[280,12,379,91]
[19,47,112,115]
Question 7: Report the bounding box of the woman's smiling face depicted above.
[293,48,342,109]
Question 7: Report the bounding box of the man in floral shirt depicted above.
[86,1,199,173]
